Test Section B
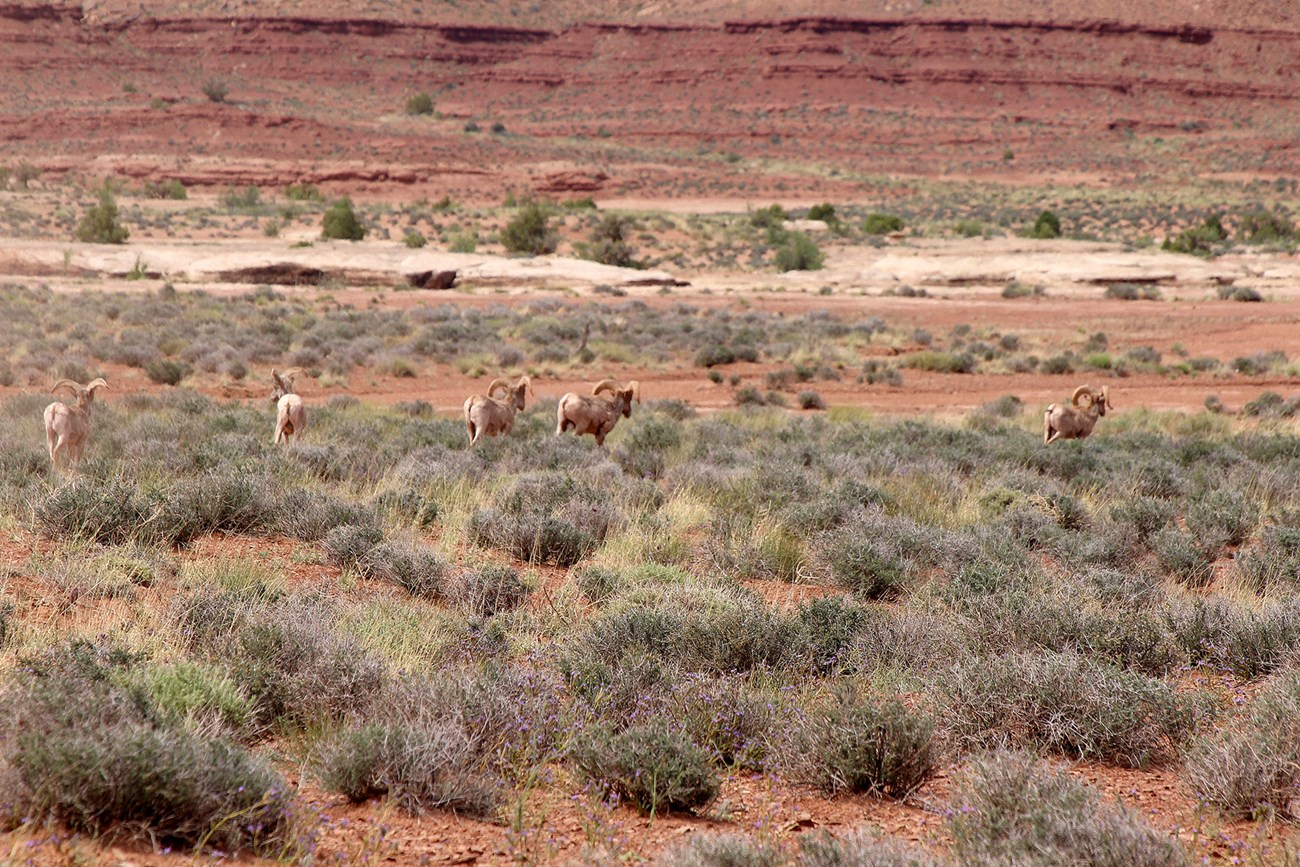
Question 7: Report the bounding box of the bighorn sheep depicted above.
[271,368,307,444]
[464,376,530,445]
[556,379,640,446]
[1044,384,1112,444]
[44,377,108,473]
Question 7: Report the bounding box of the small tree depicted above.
[585,214,638,267]
[500,202,557,255]
[321,197,366,241]
[404,92,433,116]
[863,212,904,235]
[1028,209,1062,239]
[74,190,130,244]
[774,231,824,272]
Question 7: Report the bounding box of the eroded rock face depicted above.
[3,2,1299,197]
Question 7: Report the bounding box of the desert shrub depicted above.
[1162,214,1226,257]
[585,214,640,267]
[468,473,620,567]
[154,471,277,546]
[670,674,784,770]
[454,563,530,616]
[321,196,366,241]
[277,490,377,541]
[796,596,873,675]
[1109,496,1175,542]
[1184,488,1258,550]
[668,832,785,867]
[774,231,824,272]
[799,829,942,867]
[565,590,807,676]
[1184,669,1300,820]
[570,722,719,815]
[313,720,499,817]
[501,202,558,255]
[1237,209,1295,245]
[1001,281,1043,299]
[798,390,825,410]
[74,190,129,244]
[135,660,254,737]
[825,533,908,600]
[144,358,189,386]
[903,350,975,374]
[323,523,384,571]
[0,641,298,855]
[1167,598,1300,678]
[1150,527,1215,587]
[1231,350,1286,376]
[801,692,936,797]
[939,651,1193,766]
[219,185,260,208]
[175,593,388,732]
[403,229,427,249]
[1218,285,1263,302]
[694,343,759,367]
[1026,209,1061,239]
[863,212,904,235]
[749,204,787,229]
[37,478,153,545]
[364,538,451,599]
[404,92,434,115]
[1104,282,1161,301]
[201,79,228,102]
[1237,526,1300,594]
[949,750,1186,867]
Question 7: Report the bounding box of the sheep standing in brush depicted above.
[464,376,530,445]
[556,379,640,446]
[271,368,307,444]
[1044,384,1112,444]
[44,377,108,473]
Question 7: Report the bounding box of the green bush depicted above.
[1162,214,1226,257]
[74,190,129,244]
[749,204,787,230]
[219,185,260,208]
[455,563,530,616]
[826,534,908,600]
[1237,209,1295,245]
[803,692,936,797]
[202,79,228,103]
[585,214,639,267]
[903,350,976,374]
[501,202,558,255]
[404,92,434,115]
[1237,526,1300,594]
[284,183,322,201]
[949,750,1186,867]
[668,832,785,867]
[144,358,189,386]
[403,229,427,248]
[774,231,824,272]
[1027,209,1062,239]
[321,196,367,241]
[1218,285,1263,302]
[1105,282,1161,301]
[863,212,904,235]
[571,722,719,816]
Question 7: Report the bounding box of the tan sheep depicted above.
[464,375,530,445]
[1044,384,1112,444]
[271,368,307,444]
[44,377,108,473]
[555,379,640,446]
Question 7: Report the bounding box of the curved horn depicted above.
[486,378,512,398]
[85,378,109,392]
[1071,385,1094,407]
[627,380,641,404]
[592,379,619,397]
[280,367,305,381]
[51,378,83,395]
[516,375,532,393]
[1101,385,1112,409]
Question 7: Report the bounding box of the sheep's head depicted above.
[594,379,640,417]
[1071,384,1112,415]
[271,368,303,402]
[52,377,108,408]
[511,375,531,411]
